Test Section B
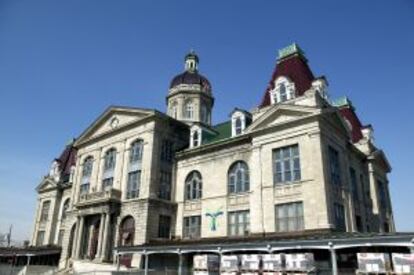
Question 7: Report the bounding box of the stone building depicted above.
[31,44,396,272]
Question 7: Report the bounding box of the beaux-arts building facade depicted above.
[31,44,395,269]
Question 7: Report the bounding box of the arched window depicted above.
[119,216,135,246]
[81,156,93,194]
[184,101,194,119]
[279,83,287,102]
[102,148,116,190]
[129,140,143,163]
[61,199,70,220]
[82,156,93,178]
[185,171,202,200]
[228,161,250,194]
[104,148,117,171]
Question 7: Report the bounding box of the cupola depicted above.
[167,51,214,126]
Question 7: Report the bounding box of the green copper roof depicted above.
[203,121,232,144]
[332,96,353,108]
[278,43,305,60]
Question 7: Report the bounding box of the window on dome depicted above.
[184,101,194,119]
[201,104,209,124]
[170,102,178,119]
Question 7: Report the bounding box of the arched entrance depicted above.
[119,216,135,267]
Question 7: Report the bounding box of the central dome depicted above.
[169,71,211,90]
[169,50,212,92]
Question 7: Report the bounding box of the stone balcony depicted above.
[76,188,122,209]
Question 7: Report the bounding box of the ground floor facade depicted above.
[113,232,414,275]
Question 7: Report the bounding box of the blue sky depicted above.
[0,0,413,241]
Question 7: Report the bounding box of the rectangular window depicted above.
[40,201,50,222]
[161,139,174,163]
[80,183,90,194]
[57,229,65,246]
[158,215,171,238]
[334,203,346,231]
[377,180,387,210]
[158,171,172,200]
[356,215,363,232]
[36,231,45,246]
[102,177,113,190]
[228,210,250,236]
[275,202,304,232]
[273,145,301,184]
[183,216,201,239]
[126,171,141,199]
[328,146,341,185]
[349,167,359,201]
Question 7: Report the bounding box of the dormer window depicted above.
[235,117,242,135]
[231,109,252,137]
[193,131,199,147]
[312,77,329,100]
[190,127,202,148]
[270,77,295,104]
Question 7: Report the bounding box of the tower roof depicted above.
[169,51,211,91]
[259,43,315,107]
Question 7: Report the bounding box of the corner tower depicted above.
[167,51,214,125]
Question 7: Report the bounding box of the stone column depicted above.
[75,216,85,259]
[178,253,184,275]
[101,213,111,261]
[329,243,338,275]
[96,213,105,259]
[144,253,149,275]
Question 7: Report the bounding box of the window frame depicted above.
[334,203,346,231]
[40,201,51,223]
[275,201,304,232]
[273,144,301,184]
[228,210,250,237]
[228,161,250,194]
[328,146,341,186]
[184,101,194,119]
[183,215,201,239]
[158,215,171,239]
[185,171,202,200]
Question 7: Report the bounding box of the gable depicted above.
[247,104,319,132]
[75,106,155,147]
[36,177,58,193]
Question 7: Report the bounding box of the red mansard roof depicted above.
[56,142,77,177]
[333,97,365,143]
[338,106,364,143]
[259,50,315,108]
